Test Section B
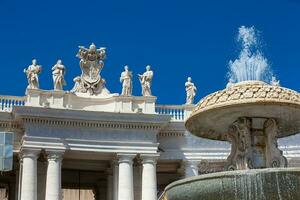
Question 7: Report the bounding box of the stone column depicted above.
[45,151,64,200]
[106,168,113,200]
[117,154,136,200]
[15,157,22,200]
[20,149,40,200]
[141,155,158,200]
[133,160,142,200]
[183,160,199,178]
[112,160,119,200]
[37,160,47,200]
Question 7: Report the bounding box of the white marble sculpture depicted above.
[271,76,280,86]
[52,60,66,90]
[120,65,133,96]
[24,59,42,89]
[138,65,153,96]
[72,43,110,96]
[185,77,197,104]
[226,78,234,88]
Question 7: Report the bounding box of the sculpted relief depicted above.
[71,43,110,96]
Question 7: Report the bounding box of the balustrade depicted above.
[0,96,25,112]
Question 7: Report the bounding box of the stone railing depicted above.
[155,104,195,121]
[0,96,26,112]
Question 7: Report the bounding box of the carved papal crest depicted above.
[72,43,110,96]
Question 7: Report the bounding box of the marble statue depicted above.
[271,76,280,86]
[71,76,82,93]
[24,59,42,89]
[226,78,234,88]
[52,60,66,90]
[120,65,133,96]
[73,43,110,96]
[138,65,153,96]
[185,77,197,104]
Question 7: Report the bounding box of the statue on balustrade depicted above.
[185,77,197,104]
[120,65,133,96]
[72,43,110,96]
[24,59,42,89]
[52,59,66,90]
[138,65,153,96]
[271,76,280,86]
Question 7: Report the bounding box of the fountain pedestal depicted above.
[225,117,287,170]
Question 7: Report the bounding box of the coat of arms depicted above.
[71,43,110,96]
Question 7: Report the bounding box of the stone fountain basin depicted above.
[185,81,300,141]
[164,168,300,200]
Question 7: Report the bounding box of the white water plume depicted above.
[228,26,273,83]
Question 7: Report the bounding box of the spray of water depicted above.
[228,26,273,83]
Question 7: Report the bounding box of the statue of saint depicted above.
[52,59,66,90]
[120,65,133,96]
[226,78,234,88]
[24,59,42,89]
[271,76,280,86]
[138,65,153,96]
[185,77,197,104]
[74,43,109,95]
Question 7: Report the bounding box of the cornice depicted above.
[0,121,23,131]
[158,131,185,137]
[13,106,171,131]
[22,116,163,130]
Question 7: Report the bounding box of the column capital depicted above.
[140,154,159,164]
[117,153,136,164]
[45,150,64,162]
[20,148,41,160]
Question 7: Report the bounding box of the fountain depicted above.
[162,27,300,200]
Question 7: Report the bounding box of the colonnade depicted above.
[18,149,159,200]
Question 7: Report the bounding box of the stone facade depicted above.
[0,45,300,200]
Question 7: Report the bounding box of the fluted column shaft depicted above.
[45,151,64,200]
[141,156,158,200]
[117,154,135,200]
[20,149,40,200]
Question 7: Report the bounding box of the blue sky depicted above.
[0,0,300,104]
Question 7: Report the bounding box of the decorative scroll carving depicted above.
[225,117,288,170]
[264,118,287,168]
[225,117,253,170]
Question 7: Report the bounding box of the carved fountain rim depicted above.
[185,80,300,140]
